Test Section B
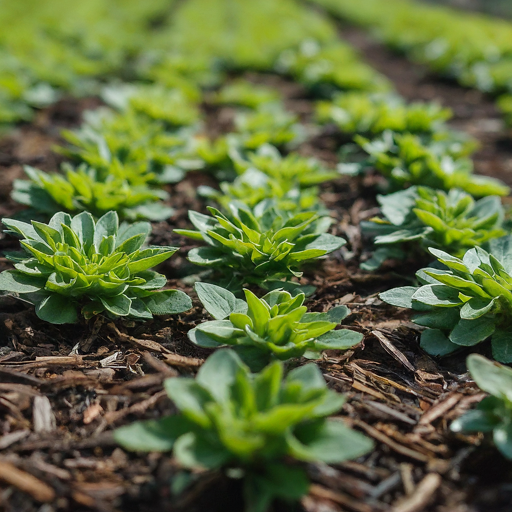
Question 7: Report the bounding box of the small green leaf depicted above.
[420,329,458,356]
[0,270,45,293]
[143,290,192,315]
[195,282,237,320]
[315,329,363,350]
[100,294,132,316]
[449,317,496,346]
[379,286,418,308]
[35,294,78,324]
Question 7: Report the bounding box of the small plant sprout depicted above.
[0,211,191,324]
[451,354,512,460]
[175,202,345,290]
[361,187,505,270]
[114,349,373,512]
[380,236,512,362]
[189,283,363,369]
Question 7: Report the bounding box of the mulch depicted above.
[0,25,511,512]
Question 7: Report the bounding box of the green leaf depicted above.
[195,282,237,320]
[35,294,78,324]
[449,317,496,346]
[420,329,458,357]
[143,290,192,315]
[173,432,231,469]
[70,212,95,252]
[412,284,463,307]
[0,270,45,293]
[379,286,418,308]
[491,330,512,363]
[100,294,132,316]
[114,416,194,452]
[494,422,512,460]
[460,297,495,320]
[451,409,500,434]
[315,329,363,350]
[164,379,212,427]
[94,211,119,249]
[467,354,512,401]
[413,308,460,329]
[195,320,244,342]
[290,419,373,463]
[196,349,244,403]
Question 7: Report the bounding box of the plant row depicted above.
[1,0,512,508]
[311,0,512,126]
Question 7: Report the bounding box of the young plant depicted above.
[316,92,452,136]
[114,349,373,512]
[234,103,304,150]
[175,202,345,289]
[451,354,512,460]
[354,131,508,197]
[361,187,505,270]
[189,283,362,369]
[0,211,191,324]
[214,79,281,109]
[380,236,512,362]
[235,144,339,189]
[199,169,323,215]
[12,164,173,221]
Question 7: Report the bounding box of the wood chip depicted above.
[392,473,441,512]
[32,396,56,433]
[163,352,204,369]
[309,484,385,512]
[0,460,55,502]
[372,330,415,373]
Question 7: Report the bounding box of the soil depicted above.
[0,23,511,512]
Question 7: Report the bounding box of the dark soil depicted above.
[1,26,511,512]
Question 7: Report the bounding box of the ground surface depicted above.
[0,22,511,512]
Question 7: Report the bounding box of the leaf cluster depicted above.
[0,211,191,324]
[175,202,345,289]
[451,355,512,460]
[189,283,362,369]
[362,187,505,269]
[114,349,373,512]
[380,237,512,362]
[316,92,452,137]
[354,131,508,197]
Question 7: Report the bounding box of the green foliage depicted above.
[59,109,193,186]
[189,283,362,368]
[354,131,508,197]
[497,94,512,128]
[312,0,512,115]
[235,144,339,189]
[452,354,512,460]
[0,211,191,324]
[233,104,304,150]
[214,79,281,109]
[277,40,391,96]
[316,92,452,136]
[114,349,373,512]
[380,237,512,362]
[199,169,323,215]
[175,202,345,289]
[12,164,173,221]
[362,187,506,269]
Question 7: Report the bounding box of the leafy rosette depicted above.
[452,355,512,460]
[361,187,505,270]
[189,283,363,369]
[175,201,345,289]
[114,349,373,512]
[380,236,512,363]
[353,131,508,197]
[0,211,191,324]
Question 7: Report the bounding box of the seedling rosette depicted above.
[114,349,373,512]
[0,211,191,324]
[380,236,512,362]
[175,202,346,290]
[361,187,505,270]
[189,283,363,369]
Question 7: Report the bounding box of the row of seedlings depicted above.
[310,0,512,461]
[311,0,512,126]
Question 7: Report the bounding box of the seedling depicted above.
[189,283,363,369]
[0,211,191,323]
[114,349,373,512]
